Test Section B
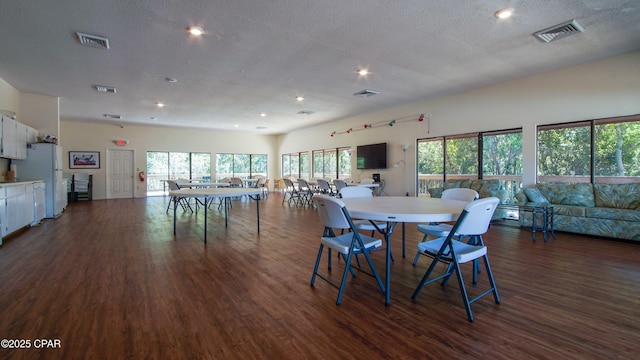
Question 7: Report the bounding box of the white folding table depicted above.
[339,196,467,305]
[169,187,262,242]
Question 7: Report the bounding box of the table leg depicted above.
[173,197,177,236]
[402,222,406,258]
[204,197,208,243]
[383,222,398,306]
[256,194,260,233]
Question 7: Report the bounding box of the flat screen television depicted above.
[356,142,387,169]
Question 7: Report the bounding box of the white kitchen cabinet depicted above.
[16,122,28,159]
[5,183,27,235]
[0,186,5,242]
[0,115,35,160]
[1,182,38,239]
[1,115,18,158]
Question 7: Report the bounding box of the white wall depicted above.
[278,50,640,195]
[20,93,59,139]
[59,121,279,199]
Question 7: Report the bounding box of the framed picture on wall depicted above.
[69,151,100,169]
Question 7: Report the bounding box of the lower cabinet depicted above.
[1,182,42,243]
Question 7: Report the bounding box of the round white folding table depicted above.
[339,196,468,305]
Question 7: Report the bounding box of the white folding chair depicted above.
[296,178,314,206]
[412,197,501,322]
[339,186,392,261]
[316,178,334,196]
[333,179,347,192]
[311,194,385,305]
[282,178,303,206]
[166,180,193,213]
[413,188,479,265]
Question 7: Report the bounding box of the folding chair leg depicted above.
[310,244,325,286]
[452,260,476,322]
[412,234,429,266]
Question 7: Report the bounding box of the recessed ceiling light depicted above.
[260,113,267,117]
[295,96,304,101]
[156,102,165,108]
[494,8,514,19]
[165,77,177,83]
[234,124,240,128]
[256,126,268,130]
[357,69,369,76]
[150,116,157,120]
[188,26,204,36]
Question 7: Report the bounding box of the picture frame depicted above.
[69,151,100,169]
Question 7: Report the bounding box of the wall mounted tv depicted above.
[356,142,387,169]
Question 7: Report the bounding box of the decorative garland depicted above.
[330,113,430,137]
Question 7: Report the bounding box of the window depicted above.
[418,129,523,199]
[482,130,523,198]
[216,153,267,181]
[445,134,478,179]
[282,152,308,179]
[311,147,351,180]
[538,114,640,183]
[146,151,211,195]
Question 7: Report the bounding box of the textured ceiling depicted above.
[0,0,639,134]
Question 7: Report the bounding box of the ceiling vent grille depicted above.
[533,19,584,43]
[297,110,315,115]
[353,89,380,97]
[103,114,122,119]
[95,85,116,93]
[76,32,110,49]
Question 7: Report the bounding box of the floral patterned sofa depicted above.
[515,182,640,241]
[428,179,509,219]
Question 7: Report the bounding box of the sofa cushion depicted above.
[593,183,640,209]
[479,179,500,192]
[523,188,550,204]
[443,180,461,190]
[586,207,640,222]
[537,183,595,207]
[470,179,484,192]
[553,205,586,217]
[459,179,473,189]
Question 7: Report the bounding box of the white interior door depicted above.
[108,149,134,198]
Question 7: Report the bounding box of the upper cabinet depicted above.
[1,115,37,160]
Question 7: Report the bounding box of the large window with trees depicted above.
[216,153,267,180]
[538,114,640,183]
[311,147,351,180]
[417,129,523,199]
[146,151,211,195]
[282,152,309,179]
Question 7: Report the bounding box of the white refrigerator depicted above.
[12,143,68,218]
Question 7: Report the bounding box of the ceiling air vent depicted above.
[533,19,584,43]
[297,110,315,115]
[95,85,116,93]
[353,89,380,97]
[76,32,110,49]
[103,114,122,120]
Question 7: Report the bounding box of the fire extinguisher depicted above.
[139,171,145,182]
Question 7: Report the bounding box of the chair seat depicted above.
[417,237,487,264]
[417,223,454,237]
[353,219,387,231]
[321,233,382,255]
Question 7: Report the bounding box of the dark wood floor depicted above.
[0,193,639,359]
